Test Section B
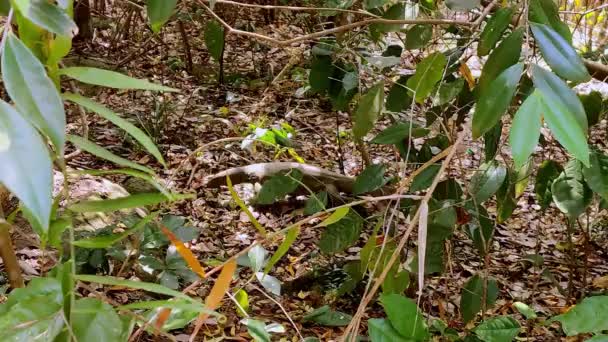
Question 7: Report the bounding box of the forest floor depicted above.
[4,6,608,342]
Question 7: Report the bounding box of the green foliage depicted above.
[510,91,543,169]
[469,161,507,203]
[582,150,608,200]
[319,209,363,254]
[405,25,433,50]
[552,296,608,336]
[303,305,352,326]
[304,192,328,215]
[205,20,225,61]
[551,159,593,219]
[461,275,499,323]
[371,121,429,144]
[59,67,178,92]
[386,76,412,112]
[71,298,127,341]
[353,164,387,195]
[12,0,77,37]
[528,0,572,42]
[147,0,178,33]
[380,294,429,340]
[407,52,447,103]
[478,7,514,56]
[477,28,523,93]
[353,81,385,139]
[69,192,178,212]
[473,316,520,342]
[535,160,563,209]
[257,169,303,204]
[368,318,410,342]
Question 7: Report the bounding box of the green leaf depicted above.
[245,319,271,342]
[376,3,405,32]
[469,161,507,203]
[434,179,463,201]
[552,296,608,335]
[75,275,198,302]
[371,121,429,144]
[118,299,211,315]
[12,0,77,37]
[551,159,593,218]
[465,205,495,256]
[71,298,125,342]
[583,150,608,200]
[302,306,352,326]
[319,209,363,254]
[205,20,225,61]
[304,191,328,215]
[474,316,520,342]
[380,294,429,340]
[495,169,516,223]
[353,164,386,195]
[460,275,499,323]
[410,164,441,192]
[64,94,166,167]
[477,28,523,93]
[587,335,608,342]
[234,289,249,316]
[59,67,178,92]
[257,169,303,204]
[529,0,571,42]
[147,0,177,33]
[434,78,464,106]
[264,227,299,273]
[2,33,66,153]
[67,134,155,175]
[407,53,447,103]
[227,176,266,236]
[405,25,433,50]
[73,212,158,248]
[531,23,590,83]
[478,7,514,56]
[386,76,412,112]
[513,302,537,320]
[317,206,350,227]
[368,318,409,342]
[483,120,502,162]
[353,81,385,139]
[69,192,178,212]
[0,100,53,232]
[535,160,563,209]
[472,63,522,138]
[580,91,605,127]
[309,55,333,92]
[510,90,543,169]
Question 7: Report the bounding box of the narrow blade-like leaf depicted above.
[59,67,178,92]
[147,0,178,33]
[510,90,543,169]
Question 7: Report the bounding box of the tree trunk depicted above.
[74,0,93,41]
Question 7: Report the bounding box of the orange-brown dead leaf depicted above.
[459,62,475,90]
[154,308,172,330]
[160,225,206,278]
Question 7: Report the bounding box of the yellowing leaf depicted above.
[202,259,237,321]
[160,225,206,278]
[316,207,350,227]
[227,176,267,236]
[460,62,475,90]
[264,227,300,274]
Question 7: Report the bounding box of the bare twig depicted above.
[251,285,303,340]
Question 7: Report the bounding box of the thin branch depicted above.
[202,0,379,17]
[251,285,303,341]
[472,0,500,27]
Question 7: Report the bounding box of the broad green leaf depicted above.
[551,159,593,218]
[407,53,447,103]
[495,169,516,223]
[371,121,429,144]
[73,212,158,248]
[302,306,352,326]
[582,151,608,200]
[469,161,507,203]
[477,28,523,93]
[304,191,328,215]
[353,164,386,195]
[484,120,502,161]
[118,299,211,315]
[0,100,52,231]
[531,23,590,83]
[513,302,537,320]
[510,90,543,169]
[12,0,77,36]
[59,67,178,92]
[386,76,412,112]
[515,159,532,198]
[264,227,299,273]
[244,319,271,342]
[405,25,432,50]
[465,204,495,256]
[256,169,303,204]
[478,8,514,56]
[69,192,177,212]
[535,160,562,209]
[580,91,604,127]
[353,81,385,139]
[205,20,225,61]
[71,298,124,342]
[380,294,429,340]
[147,0,178,33]
[474,316,520,342]
[410,164,441,192]
[376,3,405,32]
[461,275,499,323]
[368,318,409,342]
[309,55,333,92]
[2,33,65,153]
[433,179,463,201]
[472,63,522,138]
[0,0,10,15]
[319,210,363,254]
[234,289,249,316]
[529,0,571,42]
[64,93,166,167]
[552,296,608,335]
[434,78,464,106]
[587,335,608,342]
[317,207,350,227]
[67,135,154,175]
[227,176,266,236]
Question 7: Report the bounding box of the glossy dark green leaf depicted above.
[477,28,523,93]
[410,164,441,192]
[465,204,495,256]
[434,78,464,106]
[60,68,178,92]
[552,296,608,336]
[318,209,363,254]
[371,121,429,144]
[309,56,333,92]
[380,294,429,340]
[496,169,516,223]
[0,100,52,232]
[147,0,178,33]
[69,192,174,212]
[551,159,593,218]
[582,151,608,200]
[461,275,499,323]
[405,25,433,50]
[407,53,447,103]
[2,33,66,153]
[302,306,352,326]
[529,0,571,42]
[257,169,303,204]
[13,0,77,37]
[434,179,463,201]
[205,20,224,61]
[474,316,520,342]
[71,298,124,341]
[368,318,409,342]
[472,63,522,138]
[353,164,387,195]
[580,91,605,127]
[386,77,412,112]
[535,160,563,209]
[376,3,405,32]
[304,191,328,215]
[478,8,514,56]
[531,23,590,83]
[510,90,543,169]
[353,81,384,139]
[484,120,502,162]
[469,161,507,203]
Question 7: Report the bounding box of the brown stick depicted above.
[0,219,24,288]
[177,19,193,73]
